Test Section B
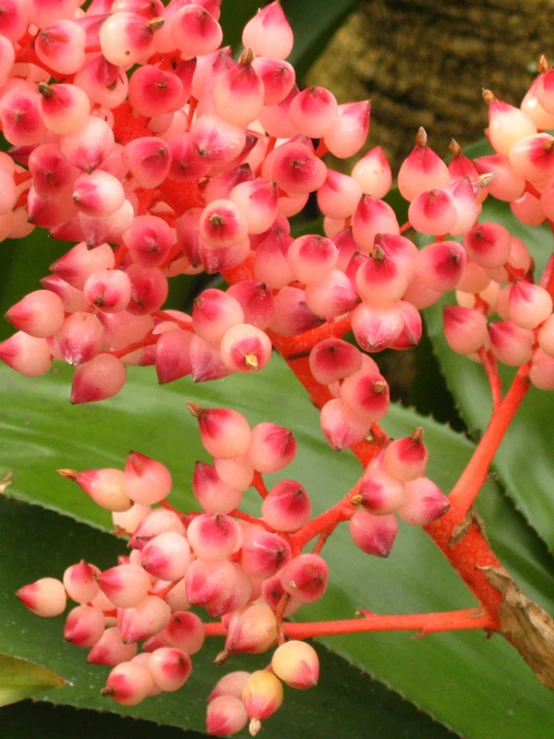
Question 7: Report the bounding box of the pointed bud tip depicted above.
[415,127,427,147]
[57,468,78,481]
[186,401,203,418]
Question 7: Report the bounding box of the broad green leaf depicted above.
[1,360,554,736]
[0,654,66,707]
[0,498,450,739]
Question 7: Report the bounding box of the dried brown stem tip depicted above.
[482,89,496,104]
[239,47,255,65]
[449,138,462,157]
[148,17,165,32]
[214,649,230,666]
[411,427,425,444]
[539,54,550,74]
[57,468,78,481]
[415,126,427,147]
[186,401,203,418]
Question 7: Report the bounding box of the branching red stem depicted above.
[478,348,503,412]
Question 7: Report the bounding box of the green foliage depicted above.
[0,654,66,707]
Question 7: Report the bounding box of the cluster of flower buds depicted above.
[16,404,449,734]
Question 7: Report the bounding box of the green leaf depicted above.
[1,359,554,736]
[0,499,450,738]
[0,654,66,707]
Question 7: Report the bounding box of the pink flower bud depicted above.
[262,480,311,532]
[171,5,223,57]
[248,422,296,473]
[99,564,152,608]
[359,465,406,515]
[397,128,450,201]
[349,509,397,556]
[84,270,132,314]
[128,64,185,118]
[208,670,251,701]
[224,602,278,657]
[324,100,371,158]
[489,321,534,366]
[397,477,450,526]
[530,348,554,390]
[124,136,172,188]
[70,353,127,404]
[320,397,370,450]
[415,241,466,293]
[52,312,105,366]
[253,226,294,289]
[113,503,151,535]
[473,153,525,202]
[189,112,246,168]
[252,57,295,105]
[499,281,553,330]
[271,640,319,690]
[118,595,172,643]
[383,429,428,482]
[0,331,52,377]
[64,605,105,647]
[287,234,338,284]
[484,91,537,156]
[184,558,237,607]
[60,116,115,174]
[229,179,278,235]
[130,508,186,550]
[309,338,362,386]
[351,302,404,353]
[443,306,488,355]
[124,451,172,505]
[50,241,115,291]
[242,2,293,60]
[269,141,327,195]
[207,695,248,736]
[63,560,100,603]
[37,82,90,137]
[141,531,192,580]
[219,323,272,373]
[188,404,251,459]
[192,288,244,343]
[0,89,48,146]
[5,290,65,339]
[187,514,239,561]
[463,222,511,269]
[240,526,291,578]
[190,335,232,383]
[161,611,205,655]
[193,461,243,514]
[352,195,399,252]
[16,577,67,617]
[226,280,274,330]
[58,467,131,512]
[269,286,325,336]
[101,660,154,705]
[510,191,545,227]
[279,553,328,603]
[87,626,137,666]
[351,146,392,197]
[408,187,457,236]
[148,647,192,692]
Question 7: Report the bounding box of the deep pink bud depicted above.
[415,241,466,293]
[124,451,172,505]
[279,553,328,604]
[130,508,185,550]
[352,195,399,252]
[359,465,406,515]
[118,595,172,644]
[443,306,488,355]
[219,323,272,373]
[324,100,370,158]
[184,559,237,607]
[241,526,291,579]
[339,367,390,422]
[16,577,67,617]
[50,241,115,291]
[206,695,248,737]
[349,509,398,556]
[52,312,105,366]
[188,404,251,459]
[192,462,243,514]
[187,514,239,562]
[408,188,457,235]
[226,280,274,330]
[269,286,325,336]
[489,321,534,366]
[248,422,296,473]
[5,290,65,339]
[64,605,104,647]
[320,397,370,450]
[397,128,450,201]
[242,1,293,59]
[160,611,205,655]
[463,222,511,269]
[309,339,362,386]
[63,560,100,604]
[397,477,450,526]
[98,564,151,608]
[351,302,404,353]
[261,480,311,532]
[148,647,192,692]
[70,354,127,404]
[190,335,232,383]
[101,661,154,705]
[383,429,428,482]
[87,626,138,666]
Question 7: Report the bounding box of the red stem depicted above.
[203,609,495,638]
[478,348,503,412]
[448,367,530,513]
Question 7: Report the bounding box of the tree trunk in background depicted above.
[308,0,553,168]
